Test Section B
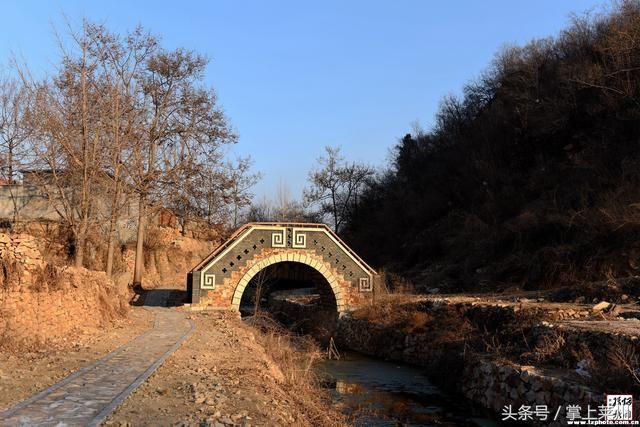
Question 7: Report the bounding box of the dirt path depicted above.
[0,308,153,413]
[0,288,343,427]
[0,290,193,427]
[105,311,343,427]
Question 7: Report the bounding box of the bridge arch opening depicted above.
[232,254,345,313]
[238,261,338,311]
[232,256,344,339]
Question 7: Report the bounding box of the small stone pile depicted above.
[0,233,45,281]
[0,233,44,264]
[462,359,599,426]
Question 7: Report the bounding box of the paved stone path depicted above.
[0,290,193,427]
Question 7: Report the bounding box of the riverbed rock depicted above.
[592,301,610,312]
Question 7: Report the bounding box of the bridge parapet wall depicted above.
[188,223,376,313]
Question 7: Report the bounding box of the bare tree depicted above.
[245,181,311,224]
[245,197,274,223]
[22,22,105,268]
[170,155,259,231]
[84,23,156,278]
[191,161,232,227]
[126,47,236,287]
[226,157,260,227]
[0,76,31,223]
[15,19,241,285]
[0,77,30,184]
[304,146,374,233]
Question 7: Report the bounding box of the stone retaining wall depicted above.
[0,233,45,280]
[335,300,609,425]
[462,359,600,426]
[0,268,130,349]
[0,233,130,349]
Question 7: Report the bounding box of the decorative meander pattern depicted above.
[188,223,377,311]
[200,226,369,285]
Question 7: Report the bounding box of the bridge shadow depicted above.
[130,286,188,308]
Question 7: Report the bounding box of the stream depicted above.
[316,351,500,427]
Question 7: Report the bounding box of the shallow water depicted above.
[316,352,499,427]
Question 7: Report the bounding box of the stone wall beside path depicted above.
[0,233,130,350]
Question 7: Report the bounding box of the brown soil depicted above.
[0,307,153,411]
[105,311,346,427]
[357,292,640,325]
[559,319,640,336]
[116,228,217,290]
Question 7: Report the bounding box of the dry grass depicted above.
[609,339,640,387]
[570,337,640,394]
[0,257,23,289]
[0,256,63,292]
[143,226,167,253]
[353,294,474,349]
[375,270,416,295]
[245,314,349,427]
[351,294,420,326]
[521,330,566,364]
[351,270,429,329]
[403,311,432,334]
[37,264,68,292]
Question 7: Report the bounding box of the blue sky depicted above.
[1,1,606,200]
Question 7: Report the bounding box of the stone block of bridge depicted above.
[187,223,377,314]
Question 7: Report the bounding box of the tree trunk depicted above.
[233,203,238,228]
[75,43,90,270]
[105,227,116,278]
[105,180,121,278]
[332,191,339,233]
[74,220,87,268]
[8,141,13,184]
[106,80,122,278]
[7,142,19,227]
[132,194,146,288]
[8,185,19,227]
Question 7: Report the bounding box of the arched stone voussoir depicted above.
[230,252,347,314]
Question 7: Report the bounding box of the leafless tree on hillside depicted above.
[125,46,236,287]
[0,76,31,224]
[10,19,252,289]
[227,157,260,227]
[304,146,374,233]
[21,22,105,268]
[84,23,156,278]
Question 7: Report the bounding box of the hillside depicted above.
[345,1,640,292]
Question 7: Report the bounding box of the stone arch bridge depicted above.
[187,223,377,314]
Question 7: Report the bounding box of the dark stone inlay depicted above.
[200,227,371,287]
